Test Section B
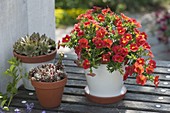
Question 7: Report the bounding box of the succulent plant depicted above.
[29,53,66,82]
[13,32,56,57]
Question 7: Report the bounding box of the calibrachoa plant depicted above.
[60,6,159,87]
[155,10,170,44]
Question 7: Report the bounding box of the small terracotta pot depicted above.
[31,76,67,108]
[13,49,57,63]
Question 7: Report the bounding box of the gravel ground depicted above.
[55,12,170,61]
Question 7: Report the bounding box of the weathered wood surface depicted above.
[9,54,170,113]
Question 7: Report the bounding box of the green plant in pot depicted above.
[29,53,67,108]
[13,32,57,90]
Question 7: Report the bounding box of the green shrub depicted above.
[55,8,87,27]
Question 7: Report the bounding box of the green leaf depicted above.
[3,106,9,111]
[1,99,7,107]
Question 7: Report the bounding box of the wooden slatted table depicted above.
[10,54,170,113]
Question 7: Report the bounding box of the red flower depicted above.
[146,66,154,74]
[136,36,146,46]
[112,45,122,54]
[134,63,144,74]
[96,28,106,38]
[136,74,147,85]
[148,50,154,58]
[78,30,84,37]
[103,39,113,48]
[149,59,156,68]
[102,8,111,15]
[130,43,138,52]
[84,21,91,27]
[78,38,89,48]
[84,14,93,20]
[75,46,82,57]
[140,32,147,40]
[129,18,141,28]
[102,53,111,63]
[154,76,159,87]
[123,33,132,41]
[120,38,129,46]
[120,48,129,57]
[83,59,90,69]
[112,55,124,63]
[62,35,71,43]
[126,66,134,76]
[98,14,105,22]
[86,9,93,14]
[94,39,104,49]
[136,58,145,65]
[74,23,80,32]
[123,72,129,81]
[117,27,126,35]
[116,21,122,27]
[143,42,151,50]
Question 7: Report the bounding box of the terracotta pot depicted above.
[84,64,127,104]
[13,49,57,63]
[31,76,67,108]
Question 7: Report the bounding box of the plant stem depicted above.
[7,94,13,107]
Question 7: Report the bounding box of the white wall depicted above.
[0,0,55,93]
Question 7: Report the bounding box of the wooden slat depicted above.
[156,60,170,68]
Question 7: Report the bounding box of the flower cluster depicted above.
[155,10,170,44]
[60,7,159,87]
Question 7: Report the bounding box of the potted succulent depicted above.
[60,6,159,104]
[29,53,67,108]
[13,32,57,90]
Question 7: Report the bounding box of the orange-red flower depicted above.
[83,59,90,69]
[62,35,71,43]
[121,13,130,21]
[124,65,134,80]
[130,43,138,52]
[154,76,159,87]
[112,55,124,63]
[98,14,105,22]
[102,53,111,63]
[104,39,113,48]
[136,74,147,85]
[134,63,144,74]
[146,66,154,74]
[136,58,145,65]
[78,38,89,48]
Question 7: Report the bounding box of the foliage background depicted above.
[55,0,170,27]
